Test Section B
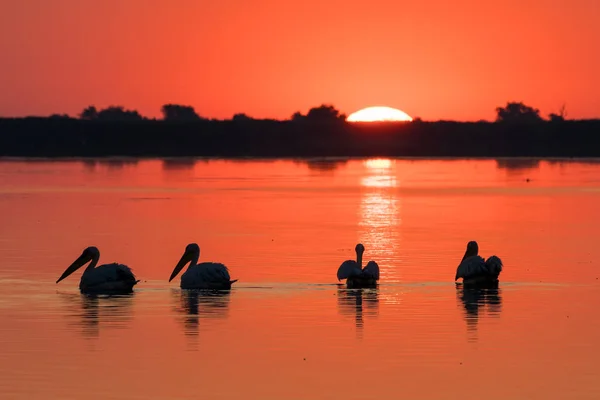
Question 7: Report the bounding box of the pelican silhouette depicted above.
[336,243,380,288]
[454,241,502,287]
[169,243,237,290]
[56,246,139,294]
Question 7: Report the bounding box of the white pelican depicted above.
[56,246,139,294]
[169,243,237,290]
[336,243,380,288]
[455,241,503,286]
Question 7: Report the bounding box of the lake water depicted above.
[1,157,600,399]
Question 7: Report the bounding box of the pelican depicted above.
[336,243,380,288]
[56,246,139,294]
[455,241,503,286]
[169,243,237,290]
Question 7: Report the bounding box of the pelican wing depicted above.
[485,255,503,277]
[337,260,362,281]
[455,256,486,281]
[81,263,138,289]
[182,262,231,286]
[362,261,380,280]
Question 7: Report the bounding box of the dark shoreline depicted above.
[1,156,600,162]
[1,117,600,158]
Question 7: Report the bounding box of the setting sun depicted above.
[347,106,413,122]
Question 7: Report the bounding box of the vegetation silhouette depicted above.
[291,104,347,122]
[1,102,599,158]
[79,105,143,121]
[495,102,544,124]
[548,104,567,123]
[161,104,203,121]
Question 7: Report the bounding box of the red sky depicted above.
[1,0,599,121]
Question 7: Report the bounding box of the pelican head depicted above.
[462,241,479,261]
[354,243,365,266]
[56,246,100,284]
[169,243,200,282]
[186,243,200,254]
[355,243,365,255]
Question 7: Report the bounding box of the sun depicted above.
[347,106,413,122]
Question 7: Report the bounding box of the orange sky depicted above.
[1,0,599,121]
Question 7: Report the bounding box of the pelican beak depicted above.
[169,250,193,282]
[56,252,92,284]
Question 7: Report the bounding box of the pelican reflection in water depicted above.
[58,292,135,338]
[56,247,139,294]
[456,284,503,337]
[173,289,232,336]
[169,243,237,290]
[455,241,503,287]
[337,288,379,337]
[337,244,380,288]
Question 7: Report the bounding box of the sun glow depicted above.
[347,106,413,122]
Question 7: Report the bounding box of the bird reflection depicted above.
[455,283,503,340]
[337,288,379,339]
[171,289,232,337]
[58,292,135,338]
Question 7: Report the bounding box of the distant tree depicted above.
[97,106,143,121]
[161,104,201,121]
[291,111,305,122]
[548,103,567,122]
[291,104,347,122]
[232,113,253,121]
[495,102,543,123]
[79,106,98,120]
[49,113,71,119]
[306,104,346,121]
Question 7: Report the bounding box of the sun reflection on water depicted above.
[358,159,402,283]
[361,159,397,188]
[364,158,393,170]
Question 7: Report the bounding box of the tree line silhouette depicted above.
[1,102,598,157]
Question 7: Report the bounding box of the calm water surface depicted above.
[1,158,600,399]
